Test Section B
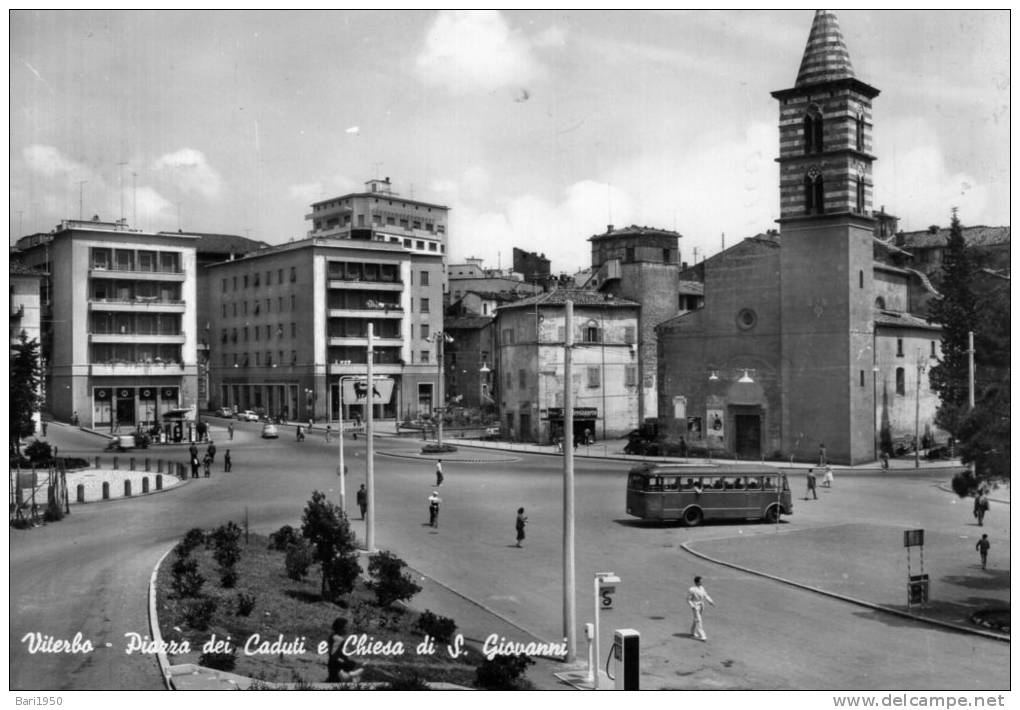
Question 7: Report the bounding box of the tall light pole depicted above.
[914,350,926,469]
[562,300,576,663]
[430,332,454,446]
[365,323,376,551]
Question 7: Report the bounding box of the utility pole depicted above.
[914,350,926,469]
[967,331,975,410]
[563,300,576,663]
[365,323,375,552]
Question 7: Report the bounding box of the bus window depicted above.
[712,478,725,490]
[762,477,775,490]
[746,477,761,490]
[628,474,646,490]
[733,477,745,490]
[663,477,678,491]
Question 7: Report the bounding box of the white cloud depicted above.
[153,148,223,199]
[415,11,547,94]
[874,119,992,230]
[133,186,174,225]
[23,144,88,178]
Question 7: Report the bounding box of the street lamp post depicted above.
[304,388,314,423]
[429,332,454,447]
[562,300,576,664]
[914,351,926,470]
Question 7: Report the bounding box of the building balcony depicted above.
[327,307,403,319]
[328,335,404,348]
[90,361,186,377]
[327,279,403,291]
[89,332,187,345]
[90,266,185,281]
[89,298,187,313]
[329,361,403,376]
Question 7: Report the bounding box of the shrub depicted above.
[210,521,242,571]
[199,649,236,672]
[180,528,207,556]
[23,440,53,465]
[380,672,430,690]
[10,517,33,530]
[415,610,457,644]
[474,654,535,690]
[220,568,239,588]
[184,597,218,631]
[236,592,256,617]
[951,471,980,498]
[285,541,314,581]
[421,443,458,454]
[367,551,421,607]
[170,555,205,598]
[42,502,65,522]
[268,524,300,551]
[324,553,362,600]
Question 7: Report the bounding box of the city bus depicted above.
[625,464,793,526]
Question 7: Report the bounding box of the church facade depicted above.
[656,11,943,465]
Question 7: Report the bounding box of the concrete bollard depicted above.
[156,474,163,491]
[102,482,110,500]
[124,480,132,497]
[130,457,135,470]
[94,455,100,469]
[142,477,149,494]
[113,456,119,470]
[77,484,85,503]
[145,458,150,472]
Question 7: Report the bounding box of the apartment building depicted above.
[15,218,199,428]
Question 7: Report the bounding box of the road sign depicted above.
[341,377,394,405]
[903,529,924,547]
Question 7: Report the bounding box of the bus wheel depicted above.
[764,506,780,524]
[682,507,703,527]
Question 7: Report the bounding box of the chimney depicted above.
[607,224,614,233]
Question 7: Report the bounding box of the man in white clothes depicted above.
[687,576,715,641]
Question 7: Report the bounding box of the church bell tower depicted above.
[772,11,880,464]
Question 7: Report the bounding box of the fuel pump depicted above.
[609,629,640,690]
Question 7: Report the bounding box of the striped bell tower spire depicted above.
[796,10,855,87]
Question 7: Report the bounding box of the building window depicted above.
[243,327,249,342]
[856,179,866,214]
[804,107,823,154]
[233,276,237,291]
[420,298,430,313]
[403,239,412,248]
[860,370,865,387]
[505,370,512,391]
[221,304,227,317]
[625,365,637,387]
[624,326,636,344]
[255,352,260,366]
[875,296,886,309]
[221,278,227,293]
[428,243,437,251]
[859,270,864,288]
[625,246,635,262]
[254,272,260,287]
[501,328,514,345]
[895,367,905,395]
[856,113,865,151]
[896,338,904,357]
[291,322,296,337]
[243,302,248,315]
[416,241,425,250]
[583,321,601,343]
[420,271,429,286]
[254,326,259,342]
[421,350,430,364]
[244,275,249,288]
[931,341,937,358]
[290,267,296,282]
[663,248,671,264]
[804,170,824,215]
[587,367,600,388]
[291,294,295,309]
[421,324,430,340]
[266,270,272,286]
[519,369,526,388]
[278,269,283,283]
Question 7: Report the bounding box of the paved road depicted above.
[9,423,1010,690]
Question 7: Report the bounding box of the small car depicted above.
[216,407,234,418]
[261,423,279,439]
[237,410,259,422]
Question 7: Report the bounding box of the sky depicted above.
[9,10,1011,274]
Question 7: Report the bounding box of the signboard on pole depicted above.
[341,377,394,405]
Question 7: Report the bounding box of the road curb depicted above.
[149,543,177,689]
[378,450,521,464]
[680,541,1009,642]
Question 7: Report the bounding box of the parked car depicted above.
[261,423,279,439]
[236,410,259,422]
[216,407,234,418]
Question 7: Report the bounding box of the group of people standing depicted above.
[187,440,230,477]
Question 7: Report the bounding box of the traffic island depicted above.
[421,443,458,454]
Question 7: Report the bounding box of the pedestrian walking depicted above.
[822,465,834,488]
[325,425,332,443]
[880,450,889,469]
[976,534,991,569]
[435,459,444,486]
[207,441,216,464]
[357,484,368,520]
[228,422,234,441]
[687,576,715,641]
[203,453,212,477]
[308,417,314,431]
[806,469,818,499]
[515,507,528,548]
[71,411,80,426]
[974,492,989,526]
[818,442,827,465]
[428,491,442,528]
[296,425,305,441]
[190,454,200,479]
[223,450,232,472]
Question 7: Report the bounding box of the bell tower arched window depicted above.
[803,106,823,154]
[856,113,866,151]
[804,169,824,215]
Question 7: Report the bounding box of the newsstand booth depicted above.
[161,408,195,443]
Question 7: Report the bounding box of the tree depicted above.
[300,490,361,601]
[10,332,42,455]
[926,210,977,437]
